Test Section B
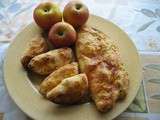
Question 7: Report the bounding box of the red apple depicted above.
[48,22,77,48]
[63,1,89,29]
[33,2,62,30]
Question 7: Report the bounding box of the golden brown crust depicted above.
[39,62,79,96]
[28,48,73,75]
[46,73,88,104]
[21,26,129,111]
[21,35,48,69]
[76,26,129,112]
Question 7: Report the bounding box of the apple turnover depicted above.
[28,47,73,75]
[39,62,79,96]
[21,35,48,69]
[76,26,129,112]
[46,73,88,104]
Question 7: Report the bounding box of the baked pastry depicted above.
[28,48,73,75]
[76,26,129,112]
[21,35,48,69]
[39,62,79,96]
[46,73,88,104]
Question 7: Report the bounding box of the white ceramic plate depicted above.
[4,15,142,120]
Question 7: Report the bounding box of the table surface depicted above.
[0,0,160,52]
[0,0,160,120]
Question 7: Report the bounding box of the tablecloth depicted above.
[0,0,160,120]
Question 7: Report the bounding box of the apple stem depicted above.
[44,9,48,12]
[62,14,64,22]
[76,4,82,10]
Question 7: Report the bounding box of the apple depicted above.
[33,2,62,30]
[63,1,89,29]
[48,22,77,48]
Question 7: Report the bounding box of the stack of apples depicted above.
[33,1,89,48]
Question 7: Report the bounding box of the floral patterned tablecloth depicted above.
[0,0,160,120]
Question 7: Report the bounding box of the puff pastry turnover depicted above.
[28,48,73,75]
[21,35,48,69]
[76,26,129,112]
